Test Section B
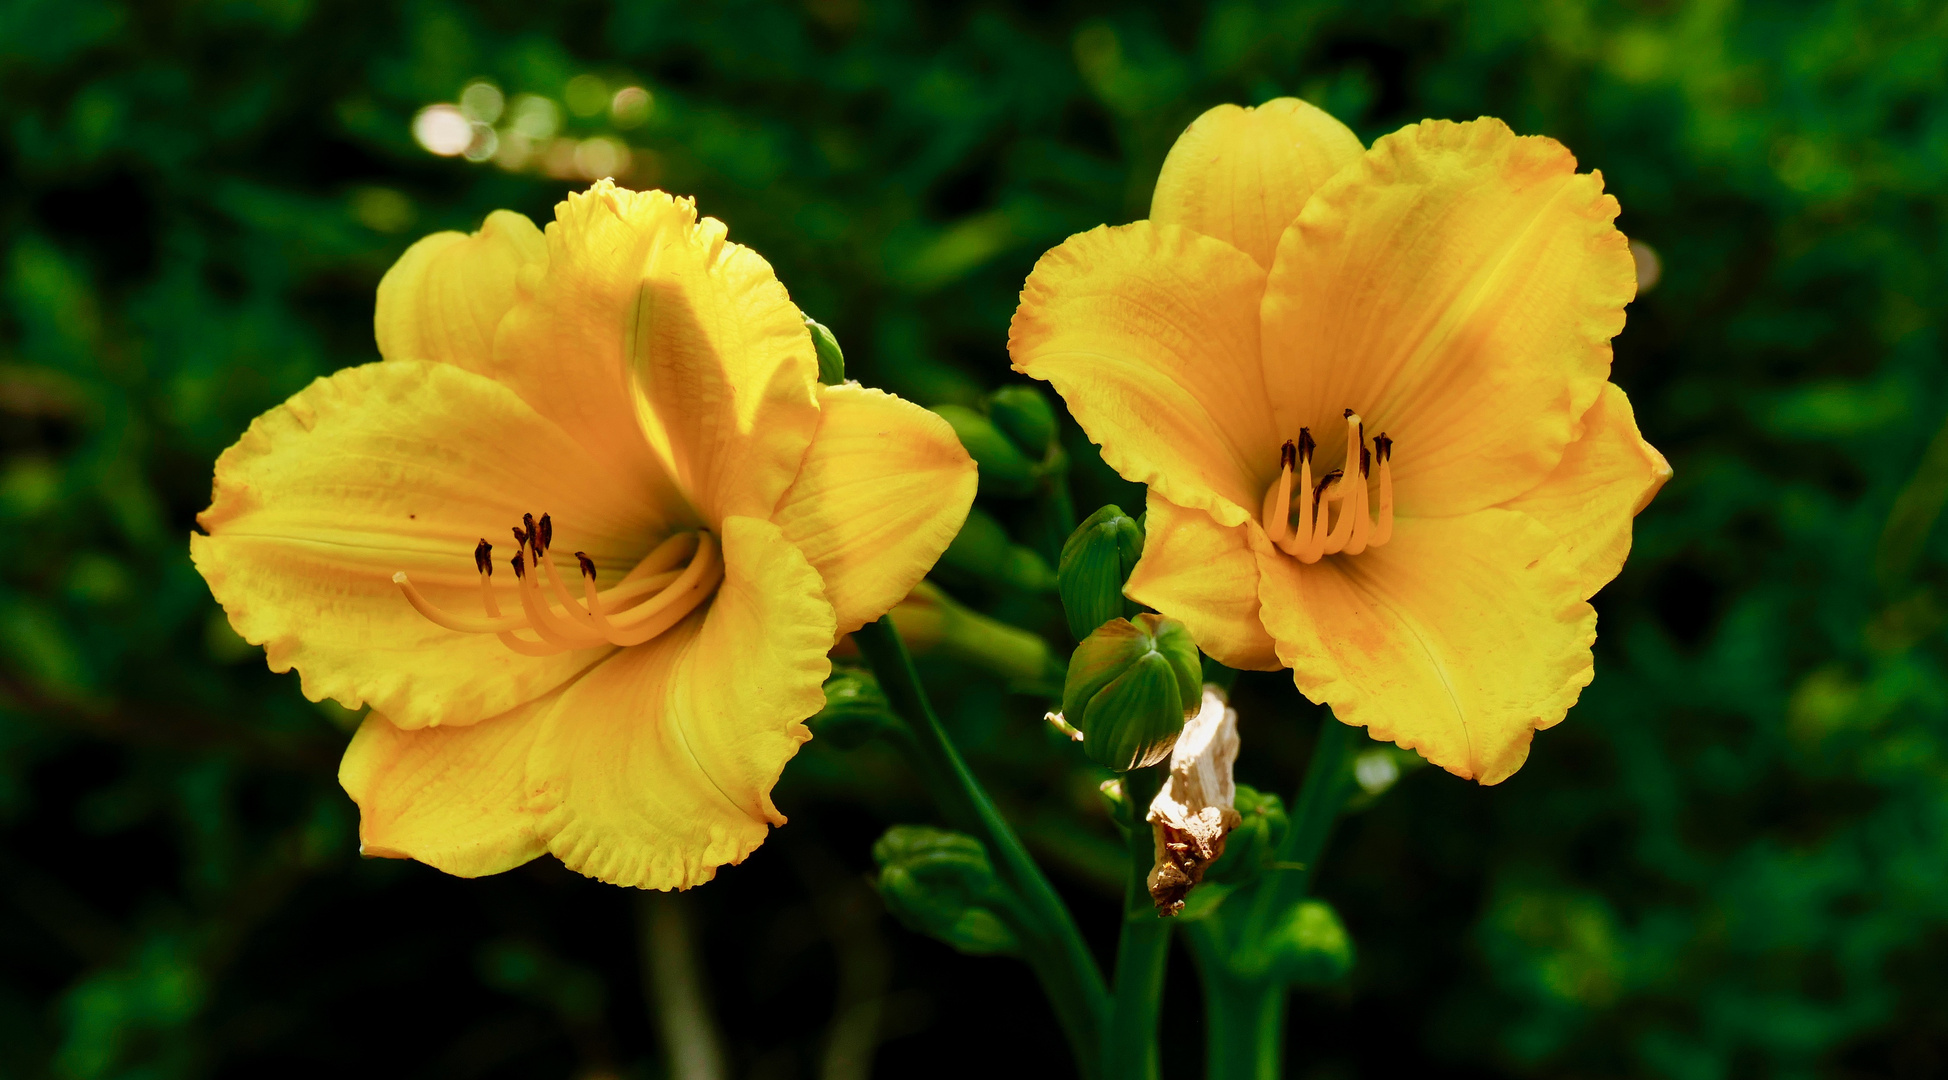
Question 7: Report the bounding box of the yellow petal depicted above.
[774,384,976,636]
[624,196,823,525]
[1261,118,1636,517]
[374,209,546,374]
[493,182,818,526]
[529,516,833,889]
[1150,98,1365,270]
[191,360,678,729]
[338,701,548,877]
[1010,221,1275,527]
[1253,510,1595,785]
[1503,382,1671,599]
[1123,491,1279,671]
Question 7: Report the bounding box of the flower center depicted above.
[393,512,724,656]
[1258,410,1394,564]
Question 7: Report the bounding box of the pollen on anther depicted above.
[1280,439,1297,469]
[575,551,597,579]
[474,539,493,576]
[1360,445,1371,477]
[511,525,527,548]
[511,551,526,579]
[1375,433,1394,462]
[1297,427,1316,460]
[538,513,553,552]
[522,513,539,550]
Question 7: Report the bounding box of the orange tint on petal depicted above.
[1254,510,1595,784]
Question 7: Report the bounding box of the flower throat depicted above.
[393,512,724,656]
[1259,410,1394,563]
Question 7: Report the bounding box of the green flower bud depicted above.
[807,668,900,750]
[1258,899,1355,986]
[1062,613,1201,772]
[1057,505,1144,640]
[986,385,1058,459]
[1204,784,1288,884]
[804,315,845,385]
[872,825,1020,956]
[932,404,1039,496]
[940,507,1055,592]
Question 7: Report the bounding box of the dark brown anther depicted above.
[538,513,553,552]
[474,539,493,576]
[522,513,538,551]
[575,551,596,580]
[1343,407,1354,418]
[1360,446,1371,477]
[1297,427,1316,461]
[1374,433,1393,463]
[511,551,526,579]
[511,525,527,548]
[1311,468,1343,512]
[1280,439,1297,469]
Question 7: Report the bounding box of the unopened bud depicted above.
[804,315,846,385]
[1258,899,1355,985]
[807,668,900,750]
[872,825,1020,956]
[941,507,1056,592]
[1062,613,1201,772]
[1058,505,1144,640]
[1203,784,1288,884]
[932,404,1040,496]
[986,385,1058,460]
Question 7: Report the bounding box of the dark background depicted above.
[3,0,1947,1077]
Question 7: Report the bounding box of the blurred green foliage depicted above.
[2,0,1946,1077]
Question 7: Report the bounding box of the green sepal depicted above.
[872,825,1021,956]
[1057,504,1144,640]
[932,404,1040,496]
[807,667,900,750]
[1061,613,1201,772]
[986,384,1058,459]
[1204,784,1289,884]
[804,315,846,385]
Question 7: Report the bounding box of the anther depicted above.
[512,525,527,548]
[475,539,493,576]
[538,513,553,552]
[1280,439,1296,469]
[576,551,596,579]
[511,551,526,579]
[522,513,539,551]
[1297,427,1315,460]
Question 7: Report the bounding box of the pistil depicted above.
[394,514,725,656]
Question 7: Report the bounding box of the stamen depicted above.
[395,521,726,657]
[1371,434,1394,547]
[1261,439,1296,545]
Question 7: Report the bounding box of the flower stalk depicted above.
[1105,763,1171,1080]
[853,617,1109,1078]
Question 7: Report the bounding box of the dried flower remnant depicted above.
[1146,686,1242,915]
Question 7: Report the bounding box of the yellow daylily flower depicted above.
[1010,100,1670,784]
[192,181,975,888]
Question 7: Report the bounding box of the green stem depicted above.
[1240,712,1358,953]
[854,617,1109,1078]
[1105,766,1170,1080]
[1187,923,1285,1080]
